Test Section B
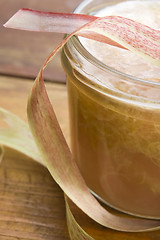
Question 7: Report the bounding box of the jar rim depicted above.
[71,0,160,88]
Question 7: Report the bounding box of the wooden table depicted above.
[0,77,70,240]
[1,1,160,239]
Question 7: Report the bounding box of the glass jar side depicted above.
[61,0,160,219]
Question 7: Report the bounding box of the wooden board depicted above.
[0,0,82,83]
[0,75,69,239]
[0,151,69,240]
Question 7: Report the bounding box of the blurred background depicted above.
[0,0,82,83]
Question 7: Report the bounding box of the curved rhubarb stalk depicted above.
[4,9,160,62]
[27,15,160,232]
[4,8,124,48]
[3,7,160,234]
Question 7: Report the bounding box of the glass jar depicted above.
[61,0,160,219]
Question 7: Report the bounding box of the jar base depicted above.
[90,189,160,220]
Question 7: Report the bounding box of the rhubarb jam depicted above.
[61,0,160,218]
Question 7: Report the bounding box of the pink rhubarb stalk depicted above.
[4,8,160,62]
[27,12,160,232]
[4,8,96,34]
[3,8,125,48]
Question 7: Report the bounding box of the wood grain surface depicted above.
[0,151,69,240]
[0,76,70,239]
[0,0,82,83]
